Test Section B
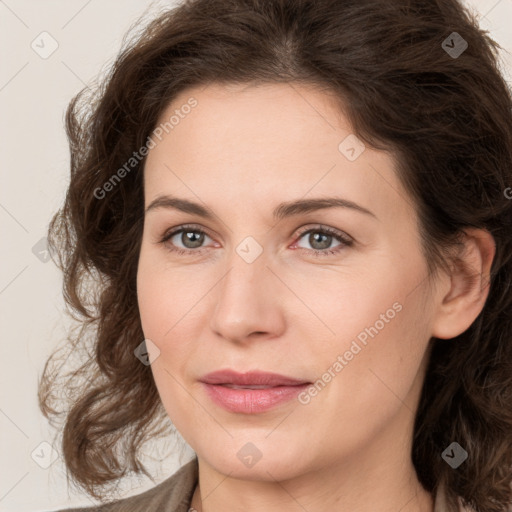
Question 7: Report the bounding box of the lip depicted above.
[200,369,310,387]
[199,370,311,414]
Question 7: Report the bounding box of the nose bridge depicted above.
[217,242,269,313]
[209,240,283,340]
[220,232,270,295]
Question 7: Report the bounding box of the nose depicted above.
[208,248,286,344]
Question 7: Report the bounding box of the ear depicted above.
[431,228,496,340]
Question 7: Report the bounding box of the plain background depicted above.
[1,0,511,511]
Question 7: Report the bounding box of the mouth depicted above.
[199,370,312,414]
[199,369,311,387]
[218,384,287,389]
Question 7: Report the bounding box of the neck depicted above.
[189,436,434,512]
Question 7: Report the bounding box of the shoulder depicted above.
[50,457,198,512]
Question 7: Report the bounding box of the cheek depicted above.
[297,256,432,408]
[136,268,167,343]
[281,263,408,354]
[323,283,431,425]
[136,246,207,382]
[136,243,193,341]
[136,258,196,427]
[136,249,182,379]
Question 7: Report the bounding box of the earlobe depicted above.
[430,228,496,340]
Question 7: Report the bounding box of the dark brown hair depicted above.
[39,0,512,510]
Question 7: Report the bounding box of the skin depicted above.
[136,82,495,512]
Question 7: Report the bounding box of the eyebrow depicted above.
[145,195,376,221]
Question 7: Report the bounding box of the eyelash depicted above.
[158,224,353,258]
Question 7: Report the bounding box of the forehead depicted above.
[154,81,351,156]
[143,82,411,224]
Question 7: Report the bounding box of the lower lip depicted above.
[201,382,310,414]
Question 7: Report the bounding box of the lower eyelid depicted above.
[160,226,352,253]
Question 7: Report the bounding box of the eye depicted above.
[292,225,353,257]
[159,224,215,256]
[158,224,353,257]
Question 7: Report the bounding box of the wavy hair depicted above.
[39,0,512,510]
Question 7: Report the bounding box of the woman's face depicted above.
[137,82,440,481]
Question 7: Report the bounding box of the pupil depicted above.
[184,231,204,248]
[311,232,331,250]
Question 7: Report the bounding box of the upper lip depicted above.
[200,370,310,387]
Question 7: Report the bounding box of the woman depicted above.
[39,0,512,511]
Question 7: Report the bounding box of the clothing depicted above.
[52,456,471,512]
[53,458,198,512]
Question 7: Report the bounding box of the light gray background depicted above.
[1,1,511,511]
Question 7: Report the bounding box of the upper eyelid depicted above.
[164,224,215,241]
[162,223,351,244]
